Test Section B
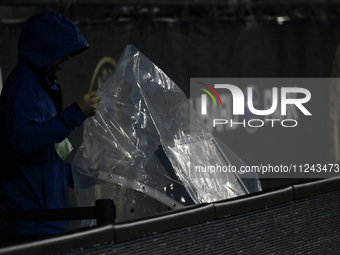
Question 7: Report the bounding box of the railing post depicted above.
[95,199,116,225]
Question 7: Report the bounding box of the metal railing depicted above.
[0,199,116,226]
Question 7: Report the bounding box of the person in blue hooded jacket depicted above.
[0,12,102,241]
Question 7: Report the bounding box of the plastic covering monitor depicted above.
[72,45,261,223]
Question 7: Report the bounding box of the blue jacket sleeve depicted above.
[4,81,86,156]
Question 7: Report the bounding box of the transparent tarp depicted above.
[72,45,261,223]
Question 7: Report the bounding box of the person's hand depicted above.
[76,91,102,118]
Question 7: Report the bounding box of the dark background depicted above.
[1,2,340,193]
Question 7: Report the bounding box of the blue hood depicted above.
[18,12,89,71]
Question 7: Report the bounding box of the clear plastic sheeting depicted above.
[72,45,260,223]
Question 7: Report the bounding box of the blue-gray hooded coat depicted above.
[0,12,88,236]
